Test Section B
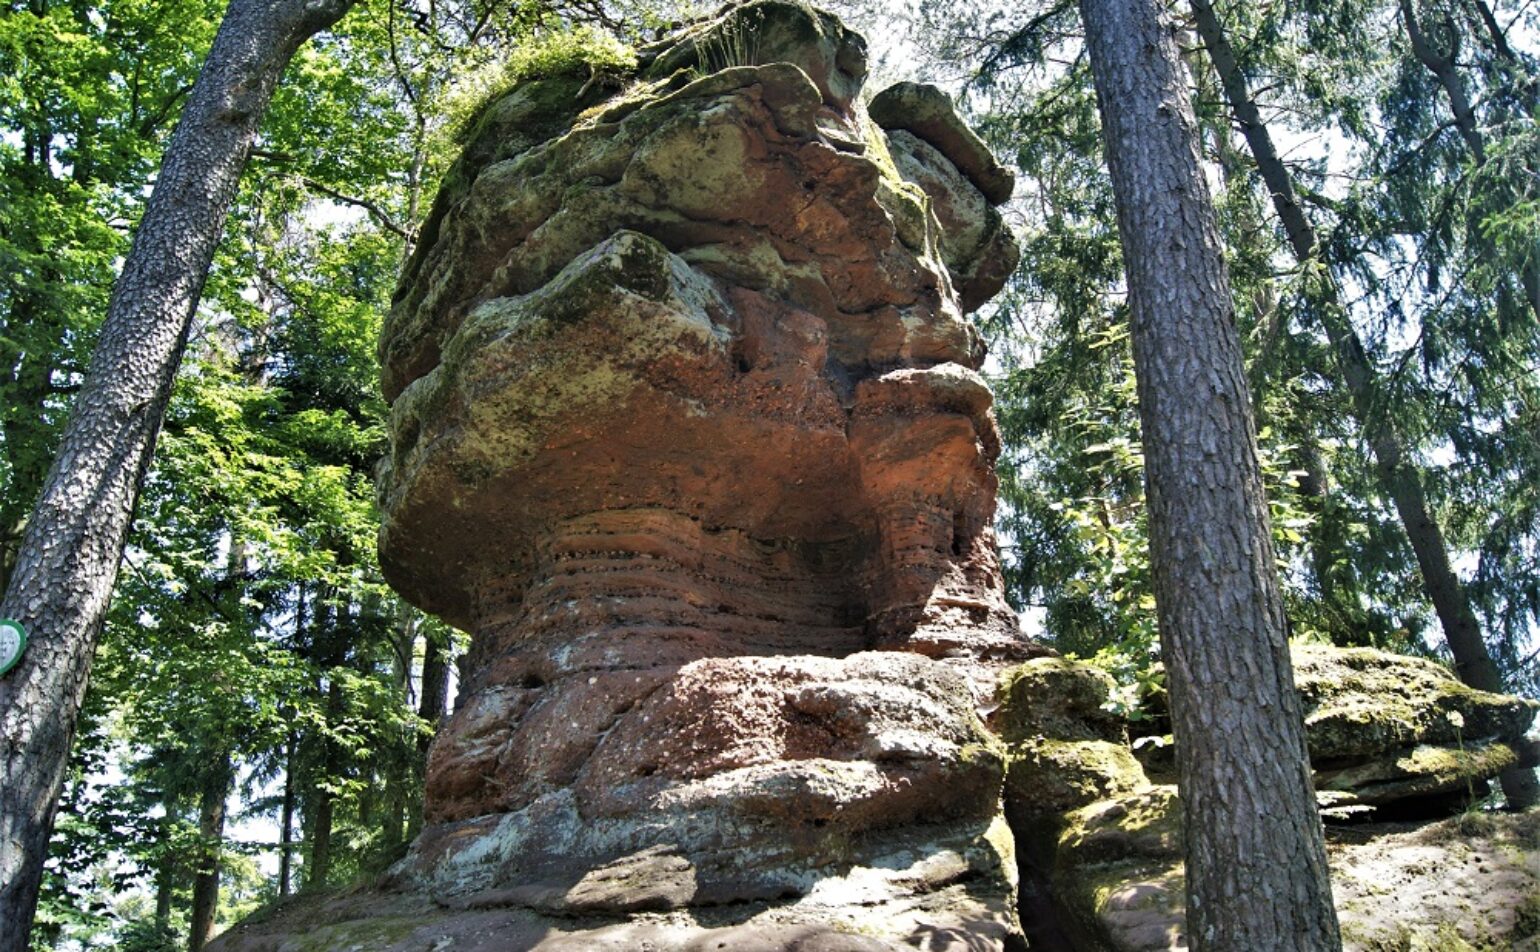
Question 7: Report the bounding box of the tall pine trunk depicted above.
[1078,0,1343,947]
[380,605,417,860]
[0,1,358,944]
[1397,0,1540,322]
[1188,0,1538,810]
[304,597,347,889]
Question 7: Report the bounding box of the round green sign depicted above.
[0,619,26,677]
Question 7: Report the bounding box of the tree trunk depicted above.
[1189,0,1538,809]
[418,622,450,746]
[153,793,182,930]
[1078,0,1343,948]
[187,756,232,952]
[408,619,450,839]
[305,595,348,889]
[1398,0,1540,322]
[380,605,417,860]
[280,738,297,899]
[0,300,58,597]
[0,1,358,944]
[306,713,337,889]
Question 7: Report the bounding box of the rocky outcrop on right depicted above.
[1296,644,1537,813]
[992,644,1540,952]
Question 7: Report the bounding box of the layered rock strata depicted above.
[369,2,1029,946]
[205,4,1540,949]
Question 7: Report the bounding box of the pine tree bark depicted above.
[1078,0,1343,948]
[1189,0,1538,809]
[0,1,357,946]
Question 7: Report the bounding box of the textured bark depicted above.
[1190,0,1538,809]
[0,1,357,946]
[1078,0,1343,948]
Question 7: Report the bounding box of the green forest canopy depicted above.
[0,0,1534,945]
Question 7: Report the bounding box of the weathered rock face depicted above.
[1296,644,1538,812]
[208,6,1540,949]
[366,2,1028,946]
[991,646,1540,952]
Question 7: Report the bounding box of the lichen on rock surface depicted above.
[208,3,1540,949]
[988,644,1540,952]
[1049,788,1540,952]
[1292,645,1537,812]
[217,3,1030,950]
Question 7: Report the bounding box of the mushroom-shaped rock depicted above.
[369,2,1029,948]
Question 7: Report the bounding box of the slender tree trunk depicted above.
[305,596,347,889]
[1078,0,1342,948]
[1398,0,1540,321]
[418,622,450,746]
[187,755,232,952]
[307,716,337,888]
[278,729,297,899]
[0,344,53,596]
[153,793,182,930]
[1189,0,1539,809]
[380,606,416,859]
[408,618,450,839]
[1467,0,1516,61]
[154,857,175,929]
[0,2,358,944]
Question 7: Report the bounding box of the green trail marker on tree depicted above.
[0,620,26,678]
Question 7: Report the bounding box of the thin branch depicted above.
[138,83,196,137]
[299,177,411,240]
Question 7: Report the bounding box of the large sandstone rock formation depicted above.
[227,3,1029,948]
[210,5,1540,950]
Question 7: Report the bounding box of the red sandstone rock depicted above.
[219,3,1029,949]
[373,2,1030,944]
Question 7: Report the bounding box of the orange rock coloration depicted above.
[370,1,1031,944]
[206,6,1540,951]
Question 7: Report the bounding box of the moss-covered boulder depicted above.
[1126,646,1538,813]
[1295,645,1538,812]
[989,644,1539,950]
[1051,789,1540,952]
[1295,645,1537,757]
[994,658,1149,822]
